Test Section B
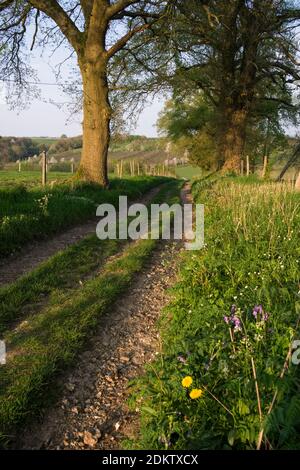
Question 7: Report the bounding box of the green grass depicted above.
[132,178,300,450]
[31,137,58,147]
[0,176,170,258]
[175,166,203,180]
[0,179,183,444]
[0,170,71,188]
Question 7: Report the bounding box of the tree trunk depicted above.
[295,171,300,191]
[79,59,111,186]
[219,108,248,173]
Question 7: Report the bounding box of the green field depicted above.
[31,137,59,147]
[175,166,203,179]
[0,170,71,188]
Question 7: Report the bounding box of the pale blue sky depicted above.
[1,50,297,139]
[0,49,165,138]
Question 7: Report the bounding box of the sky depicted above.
[0,49,165,139]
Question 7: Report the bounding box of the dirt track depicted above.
[14,184,191,450]
[0,186,163,287]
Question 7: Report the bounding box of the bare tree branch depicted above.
[106,22,150,58]
[30,8,40,50]
[106,0,140,19]
[27,0,83,52]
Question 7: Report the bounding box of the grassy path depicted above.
[17,239,183,449]
[0,185,163,287]
[0,179,185,447]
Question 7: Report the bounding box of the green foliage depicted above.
[158,94,214,141]
[0,137,39,163]
[132,179,300,450]
[47,136,82,155]
[158,94,217,170]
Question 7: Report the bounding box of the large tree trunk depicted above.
[79,59,111,186]
[219,107,248,173]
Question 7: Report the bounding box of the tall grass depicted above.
[132,179,300,450]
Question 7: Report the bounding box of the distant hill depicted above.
[0,137,40,164]
[43,134,164,155]
[0,134,165,166]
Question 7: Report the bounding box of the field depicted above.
[31,137,59,147]
[175,166,203,179]
[0,170,71,188]
[0,165,203,187]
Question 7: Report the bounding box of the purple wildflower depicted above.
[232,316,242,332]
[263,312,270,322]
[253,305,263,318]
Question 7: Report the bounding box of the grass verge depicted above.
[130,178,300,450]
[0,176,170,258]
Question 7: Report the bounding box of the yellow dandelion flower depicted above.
[182,376,193,388]
[189,389,204,400]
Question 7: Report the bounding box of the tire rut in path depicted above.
[0,185,163,288]
[16,239,184,450]
[16,183,192,450]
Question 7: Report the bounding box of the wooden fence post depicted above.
[246,155,250,176]
[241,159,244,176]
[42,151,47,186]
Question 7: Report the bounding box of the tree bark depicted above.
[219,107,248,173]
[79,59,111,186]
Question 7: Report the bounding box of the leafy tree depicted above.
[157,93,218,169]
[0,136,39,162]
[146,0,300,171]
[0,0,167,186]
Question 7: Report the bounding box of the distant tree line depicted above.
[0,137,40,163]
[0,134,164,165]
